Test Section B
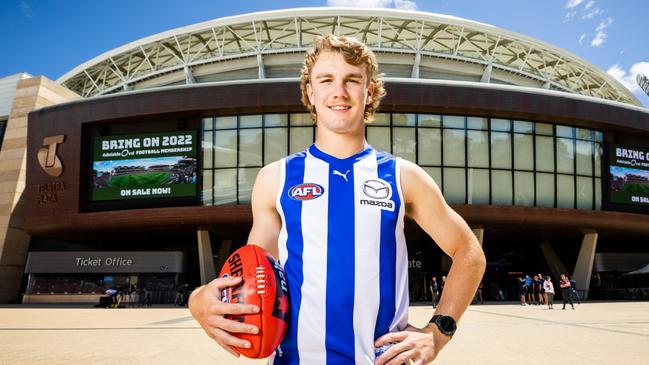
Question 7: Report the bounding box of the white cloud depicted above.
[393,0,417,10]
[578,33,587,45]
[595,17,613,31]
[564,10,577,22]
[591,31,606,47]
[584,1,595,10]
[19,1,32,18]
[582,7,603,19]
[607,62,649,93]
[327,0,417,9]
[565,0,584,9]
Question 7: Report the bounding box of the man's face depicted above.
[306,51,374,134]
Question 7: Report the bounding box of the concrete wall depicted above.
[0,76,78,303]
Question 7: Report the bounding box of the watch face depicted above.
[439,316,457,333]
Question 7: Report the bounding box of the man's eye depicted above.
[347,79,360,84]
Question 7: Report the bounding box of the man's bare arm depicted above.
[375,160,485,365]
[402,160,486,322]
[188,161,282,356]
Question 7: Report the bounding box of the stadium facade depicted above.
[1,8,649,304]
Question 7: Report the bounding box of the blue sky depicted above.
[1,0,647,106]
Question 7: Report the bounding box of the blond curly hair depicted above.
[300,34,386,123]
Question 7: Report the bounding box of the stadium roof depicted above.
[58,7,640,106]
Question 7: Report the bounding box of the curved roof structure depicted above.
[58,7,640,106]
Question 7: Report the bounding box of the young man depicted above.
[189,34,486,365]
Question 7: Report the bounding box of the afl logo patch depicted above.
[289,183,324,201]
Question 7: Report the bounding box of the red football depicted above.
[218,245,289,359]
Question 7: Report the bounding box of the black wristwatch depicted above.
[429,314,457,337]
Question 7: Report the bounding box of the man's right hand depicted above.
[188,276,261,357]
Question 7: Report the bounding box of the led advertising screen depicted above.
[91,131,197,201]
[608,144,649,206]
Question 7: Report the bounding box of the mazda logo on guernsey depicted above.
[362,179,391,199]
[289,183,325,201]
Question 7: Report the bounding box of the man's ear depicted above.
[366,82,375,105]
[306,82,314,105]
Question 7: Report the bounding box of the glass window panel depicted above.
[202,117,214,131]
[238,167,260,204]
[576,128,594,141]
[556,138,575,174]
[514,134,533,170]
[467,117,487,130]
[536,173,554,208]
[202,170,213,205]
[595,131,603,142]
[214,168,237,205]
[490,132,511,169]
[535,136,554,172]
[443,129,466,166]
[264,113,288,127]
[214,130,237,168]
[443,168,466,204]
[576,140,593,176]
[418,128,441,166]
[467,130,489,168]
[239,115,262,128]
[491,118,511,132]
[467,168,489,204]
[215,116,237,129]
[423,167,442,185]
[577,176,593,210]
[514,120,533,133]
[264,128,288,164]
[393,127,416,162]
[367,127,391,153]
[418,114,441,128]
[393,113,416,126]
[514,171,534,206]
[239,129,262,166]
[536,123,553,136]
[595,178,602,210]
[202,131,213,169]
[290,113,313,126]
[491,170,512,205]
[289,127,313,154]
[594,142,602,177]
[557,175,574,208]
[556,125,574,138]
[372,113,390,125]
[443,115,465,129]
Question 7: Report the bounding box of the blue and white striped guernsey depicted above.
[270,144,409,365]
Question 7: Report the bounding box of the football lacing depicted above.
[256,266,266,294]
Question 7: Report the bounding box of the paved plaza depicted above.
[0,302,647,364]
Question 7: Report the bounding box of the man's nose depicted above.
[332,80,349,98]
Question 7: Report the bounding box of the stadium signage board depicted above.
[91,131,197,201]
[608,144,649,205]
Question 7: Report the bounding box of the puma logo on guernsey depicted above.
[332,169,350,182]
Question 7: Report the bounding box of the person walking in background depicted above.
[532,275,540,305]
[536,274,545,305]
[475,282,484,304]
[569,275,581,304]
[518,276,527,306]
[560,274,575,310]
[524,275,533,305]
[543,276,555,309]
[429,276,439,308]
[440,275,447,298]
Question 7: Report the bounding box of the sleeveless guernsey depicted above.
[270,144,409,365]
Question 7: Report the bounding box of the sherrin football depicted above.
[219,245,289,359]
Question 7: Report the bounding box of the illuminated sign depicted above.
[608,144,649,205]
[91,131,197,201]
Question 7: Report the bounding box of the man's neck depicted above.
[314,131,367,159]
